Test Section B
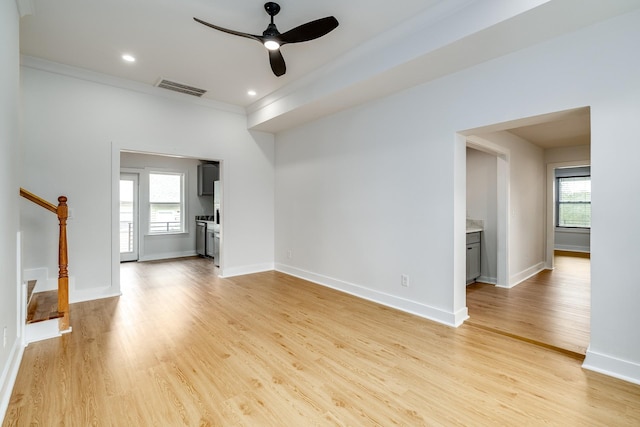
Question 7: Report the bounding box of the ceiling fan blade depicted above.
[268,49,286,77]
[193,17,262,43]
[278,16,338,45]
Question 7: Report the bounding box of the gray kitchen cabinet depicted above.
[198,163,219,196]
[466,232,481,284]
[206,228,215,257]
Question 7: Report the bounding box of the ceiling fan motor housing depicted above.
[264,2,281,17]
[263,23,280,38]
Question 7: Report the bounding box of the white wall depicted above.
[0,1,22,419]
[466,148,498,283]
[555,229,590,252]
[20,65,275,301]
[474,131,546,285]
[120,152,213,261]
[275,95,466,325]
[545,144,590,164]
[275,9,640,382]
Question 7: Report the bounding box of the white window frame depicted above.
[147,169,187,235]
[556,174,591,229]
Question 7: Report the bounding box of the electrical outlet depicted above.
[401,274,409,287]
[287,249,292,259]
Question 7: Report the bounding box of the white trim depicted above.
[137,251,198,262]
[111,142,122,299]
[504,261,546,288]
[119,171,140,262]
[25,319,64,344]
[554,244,590,253]
[70,287,121,304]
[16,232,24,346]
[477,275,497,285]
[0,337,24,422]
[219,263,275,278]
[20,56,245,115]
[276,263,466,327]
[583,347,640,386]
[555,227,590,234]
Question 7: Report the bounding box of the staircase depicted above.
[26,281,62,324]
[20,188,72,343]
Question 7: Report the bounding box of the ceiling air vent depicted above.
[155,79,207,97]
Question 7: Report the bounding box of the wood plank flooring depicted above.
[5,256,640,426]
[466,251,590,357]
[26,290,62,324]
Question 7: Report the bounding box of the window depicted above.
[149,171,185,234]
[556,175,591,228]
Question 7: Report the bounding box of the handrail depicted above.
[20,187,57,214]
[19,187,70,332]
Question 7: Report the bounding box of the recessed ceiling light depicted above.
[122,54,136,63]
[247,90,257,96]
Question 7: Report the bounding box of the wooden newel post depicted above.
[57,196,70,331]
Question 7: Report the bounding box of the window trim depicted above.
[147,169,187,236]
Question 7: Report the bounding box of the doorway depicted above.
[461,107,592,356]
[120,173,139,262]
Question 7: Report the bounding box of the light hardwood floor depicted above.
[466,251,590,357]
[4,257,640,426]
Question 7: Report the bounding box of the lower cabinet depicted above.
[206,229,215,258]
[466,232,481,284]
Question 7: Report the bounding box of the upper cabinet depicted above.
[198,163,219,196]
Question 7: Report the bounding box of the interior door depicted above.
[120,173,139,262]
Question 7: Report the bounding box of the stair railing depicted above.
[19,188,70,332]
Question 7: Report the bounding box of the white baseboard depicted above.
[583,347,640,385]
[504,261,546,288]
[70,286,122,304]
[219,262,275,278]
[0,338,25,422]
[275,263,463,327]
[477,275,497,285]
[138,250,197,262]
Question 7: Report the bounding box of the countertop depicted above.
[466,219,484,234]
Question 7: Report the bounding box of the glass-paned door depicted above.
[120,173,139,262]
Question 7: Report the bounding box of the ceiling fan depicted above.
[194,2,339,77]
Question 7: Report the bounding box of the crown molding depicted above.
[20,55,245,116]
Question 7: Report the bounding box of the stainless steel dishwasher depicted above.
[196,221,206,256]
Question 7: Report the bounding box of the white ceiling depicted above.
[506,107,591,149]
[17,0,640,142]
[19,0,442,107]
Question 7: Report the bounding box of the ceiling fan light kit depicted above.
[194,2,339,77]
